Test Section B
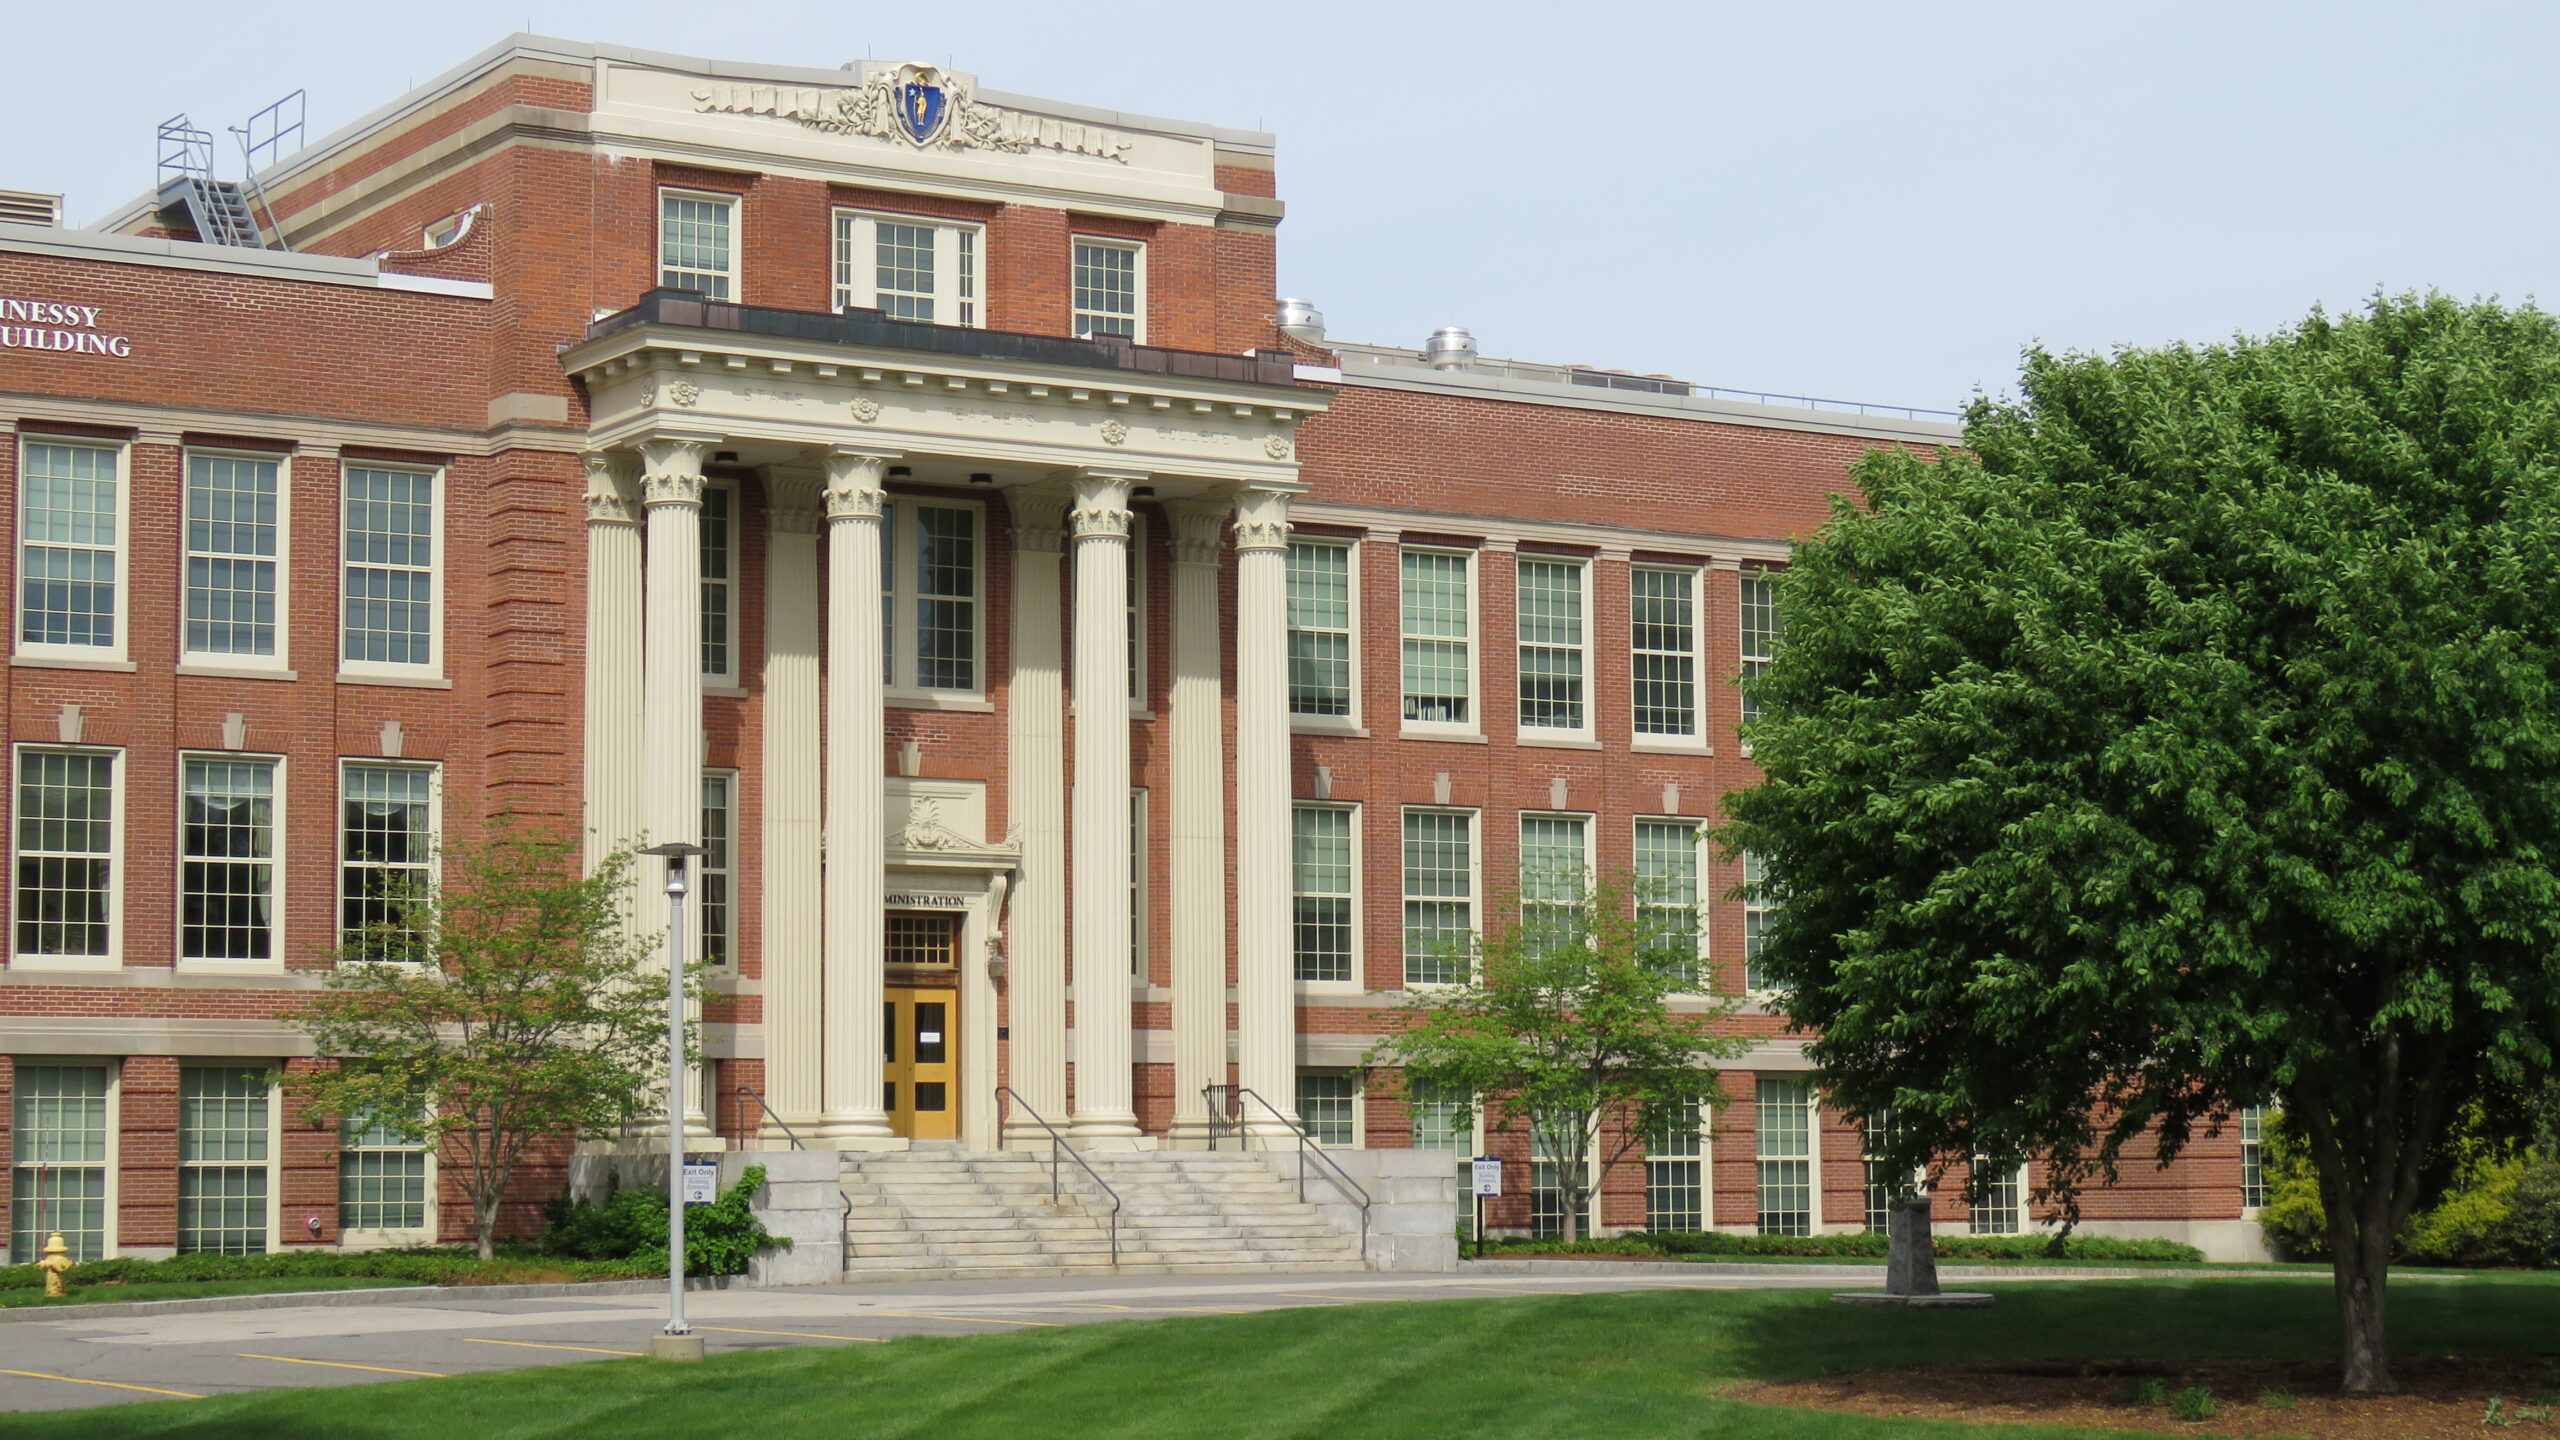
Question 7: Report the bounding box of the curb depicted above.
[0,1275,733,1323]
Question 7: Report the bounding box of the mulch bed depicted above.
[1729,1356,2560,1437]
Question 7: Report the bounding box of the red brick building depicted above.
[0,35,2262,1266]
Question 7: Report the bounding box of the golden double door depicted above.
[883,988,957,1139]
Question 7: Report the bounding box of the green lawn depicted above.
[0,1278,425,1310]
[4,1278,2555,1439]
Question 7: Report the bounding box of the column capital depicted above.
[582,449,643,525]
[823,446,900,523]
[765,466,826,535]
[1165,498,1231,567]
[1070,470,1140,540]
[1009,486,1072,555]
[638,433,720,508]
[1231,488,1292,552]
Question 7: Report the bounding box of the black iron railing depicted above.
[1204,1084,1371,1261]
[994,1086,1122,1266]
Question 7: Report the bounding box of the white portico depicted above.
[568,295,1324,1151]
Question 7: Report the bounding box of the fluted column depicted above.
[817,446,899,1144]
[581,450,644,881]
[759,468,826,1131]
[1003,488,1072,1140]
[1165,500,1230,1146]
[639,432,719,1138]
[1231,488,1300,1135]
[1069,470,1144,1143]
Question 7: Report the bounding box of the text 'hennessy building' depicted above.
[0,36,2263,1263]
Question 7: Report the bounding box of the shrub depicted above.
[2170,1386,2217,1421]
[2259,1108,2550,1266]
[1631,1230,2204,1263]
[0,1248,656,1293]
[2507,1159,2560,1267]
[2124,1376,2167,1406]
[538,1164,786,1277]
[2258,1388,2297,1409]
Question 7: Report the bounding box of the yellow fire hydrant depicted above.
[37,1233,73,1299]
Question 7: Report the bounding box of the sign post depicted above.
[1470,1156,1503,1259]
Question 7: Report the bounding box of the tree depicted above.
[1366,874,1745,1241]
[1720,293,2560,1391]
[288,821,680,1259]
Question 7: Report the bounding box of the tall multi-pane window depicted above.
[1756,1076,1814,1236]
[10,1064,108,1262]
[342,764,434,956]
[1402,809,1474,985]
[15,749,117,963]
[1632,567,1698,738]
[1519,814,1588,952]
[1863,1110,1904,1235]
[342,466,437,672]
[180,756,277,965]
[1970,1157,2023,1235]
[1071,238,1142,340]
[700,772,733,967]
[177,1066,269,1255]
[339,1109,429,1236]
[658,190,735,298]
[1530,1128,1585,1238]
[1516,559,1587,733]
[182,452,282,661]
[700,485,733,680]
[1286,541,1354,717]
[885,503,979,692]
[1400,550,1472,726]
[2240,1106,2270,1210]
[1292,805,1355,982]
[1409,1080,1471,1155]
[18,440,120,654]
[1634,819,1703,985]
[1743,850,1776,991]
[1739,569,1779,726]
[1647,1103,1707,1231]
[1297,1072,1355,1146]
[834,213,980,326]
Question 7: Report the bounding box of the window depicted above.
[1130,788,1148,977]
[180,756,278,966]
[17,439,121,656]
[701,484,734,681]
[1402,809,1475,985]
[14,749,117,964]
[1530,1126,1588,1238]
[1297,1072,1356,1147]
[1287,540,1355,718]
[1634,820,1703,986]
[1632,567,1698,739]
[1739,569,1779,727]
[339,1108,430,1237]
[341,764,435,957]
[1071,238,1142,341]
[1970,1156,2024,1235]
[1408,1080,1472,1154]
[1292,804,1355,983]
[1400,549,1473,728]
[1742,850,1776,992]
[1519,813,1589,952]
[1647,1103,1707,1232]
[884,502,981,693]
[182,452,283,662]
[1863,1110,1908,1235]
[1516,559,1587,733]
[885,912,960,966]
[2240,1106,2269,1210]
[342,466,438,674]
[178,1066,270,1255]
[700,771,733,967]
[1756,1076,1813,1236]
[835,212,980,325]
[10,1063,109,1262]
[658,189,735,299]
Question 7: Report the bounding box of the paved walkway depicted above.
[0,1267,1866,1413]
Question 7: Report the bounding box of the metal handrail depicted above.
[1203,1084,1372,1262]
[735,1086,851,1265]
[993,1086,1122,1266]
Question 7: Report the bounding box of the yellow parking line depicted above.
[1275,1292,1379,1302]
[240,1353,446,1379]
[0,1368,204,1400]
[869,1311,1063,1327]
[462,1338,643,1357]
[695,1325,885,1343]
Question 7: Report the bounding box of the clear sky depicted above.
[8,0,2552,412]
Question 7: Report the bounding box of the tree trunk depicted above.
[2334,1224,2394,1392]
[1886,1194,1939,1297]
[475,1192,501,1262]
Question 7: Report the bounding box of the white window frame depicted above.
[338,760,442,960]
[1755,1074,1819,1236]
[833,209,983,326]
[1291,801,1362,990]
[175,1063,280,1256]
[883,497,986,703]
[15,436,129,664]
[7,1057,121,1263]
[1401,806,1479,987]
[1517,810,1593,947]
[1070,236,1146,343]
[339,463,444,682]
[1739,566,1780,734]
[1969,1155,2028,1235]
[699,769,736,968]
[1515,556,1591,739]
[1742,849,1777,996]
[178,448,291,672]
[175,751,285,976]
[1295,1069,1363,1148]
[1645,1098,1712,1233]
[1631,564,1706,749]
[1634,816,1707,991]
[2239,1105,2270,1213]
[658,187,738,300]
[1529,1122,1597,1238]
[10,745,123,972]
[1398,546,1480,739]
[700,480,738,685]
[337,1105,436,1247]
[1286,537,1361,730]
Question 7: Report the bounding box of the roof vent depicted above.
[0,190,63,227]
[1424,326,1477,370]
[1277,297,1325,344]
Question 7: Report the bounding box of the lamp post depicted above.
[639,841,705,1362]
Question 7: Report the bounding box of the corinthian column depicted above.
[1165,499,1230,1146]
[1231,488,1300,1136]
[1069,469,1143,1143]
[760,468,826,1132]
[638,432,718,1138]
[581,450,644,879]
[1004,488,1072,1140]
[817,446,899,1144]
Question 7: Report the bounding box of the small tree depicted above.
[288,821,679,1259]
[1367,874,1745,1241]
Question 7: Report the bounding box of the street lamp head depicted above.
[639,842,706,896]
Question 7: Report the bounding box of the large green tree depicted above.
[1722,294,2560,1392]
